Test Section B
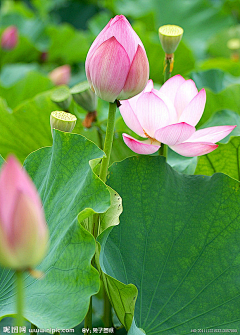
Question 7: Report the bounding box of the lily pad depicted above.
[195,136,240,180]
[0,130,111,329]
[99,156,240,334]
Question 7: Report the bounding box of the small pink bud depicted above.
[49,65,71,86]
[0,156,48,270]
[1,26,19,50]
[85,15,149,102]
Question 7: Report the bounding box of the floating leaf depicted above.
[0,130,111,329]
[195,136,240,180]
[0,92,54,162]
[198,110,240,144]
[99,156,240,334]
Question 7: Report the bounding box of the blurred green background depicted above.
[0,0,240,176]
[1,0,240,85]
[0,0,240,160]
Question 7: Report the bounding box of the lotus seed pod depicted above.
[70,81,97,112]
[158,25,183,54]
[51,87,72,111]
[50,111,77,135]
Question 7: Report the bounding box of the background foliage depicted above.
[1,0,240,171]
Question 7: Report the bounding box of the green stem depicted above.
[0,50,2,72]
[103,289,113,327]
[15,270,24,333]
[92,212,99,238]
[92,101,117,249]
[94,102,117,326]
[84,297,92,330]
[164,53,174,83]
[162,54,174,159]
[99,102,117,183]
[159,143,168,158]
[96,126,103,150]
[85,102,117,328]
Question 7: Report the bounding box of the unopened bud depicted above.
[158,25,183,54]
[49,65,71,86]
[50,111,77,134]
[51,87,72,111]
[70,81,97,112]
[1,25,18,50]
[0,156,48,270]
[85,15,149,102]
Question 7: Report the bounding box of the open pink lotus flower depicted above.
[0,156,48,270]
[120,75,236,157]
[85,15,149,103]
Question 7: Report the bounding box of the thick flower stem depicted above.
[103,289,113,327]
[159,143,168,158]
[96,126,103,150]
[99,102,117,183]
[86,102,117,328]
[164,54,174,82]
[92,102,117,238]
[84,297,92,330]
[162,54,173,158]
[97,102,117,326]
[16,270,24,334]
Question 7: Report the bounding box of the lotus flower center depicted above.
[143,129,160,145]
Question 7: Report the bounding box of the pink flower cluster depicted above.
[85,15,235,157]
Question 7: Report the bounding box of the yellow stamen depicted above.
[143,129,161,145]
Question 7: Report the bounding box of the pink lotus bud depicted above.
[85,15,149,102]
[0,156,48,270]
[49,65,71,86]
[1,26,19,50]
